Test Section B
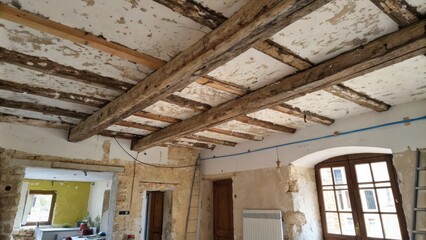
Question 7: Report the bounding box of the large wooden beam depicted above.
[270,103,334,125]
[0,47,132,91]
[369,0,420,27]
[0,3,165,69]
[0,79,107,107]
[131,21,426,150]
[235,115,296,133]
[324,84,391,112]
[69,0,330,142]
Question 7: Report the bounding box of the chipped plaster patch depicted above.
[197,0,249,17]
[0,107,81,124]
[124,115,171,128]
[405,0,426,14]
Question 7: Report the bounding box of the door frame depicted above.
[213,178,234,240]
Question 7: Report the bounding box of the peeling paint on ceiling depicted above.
[196,0,249,18]
[124,115,171,128]
[0,107,80,124]
[173,82,237,107]
[405,0,426,14]
[143,101,199,120]
[270,0,399,63]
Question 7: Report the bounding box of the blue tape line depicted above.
[201,115,426,161]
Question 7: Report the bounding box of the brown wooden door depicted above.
[148,191,164,240]
[213,179,234,240]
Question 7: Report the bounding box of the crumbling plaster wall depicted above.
[0,123,201,240]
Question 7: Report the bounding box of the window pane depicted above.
[376,188,396,212]
[355,164,372,183]
[382,214,402,239]
[320,168,333,185]
[26,194,53,222]
[371,162,390,182]
[326,212,341,234]
[360,189,378,212]
[339,213,355,236]
[332,167,347,185]
[364,213,383,238]
[323,191,337,211]
[336,190,351,211]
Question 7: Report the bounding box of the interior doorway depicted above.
[213,179,234,240]
[143,190,173,240]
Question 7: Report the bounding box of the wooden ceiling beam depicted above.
[324,84,391,112]
[68,0,330,142]
[133,111,181,124]
[0,3,166,69]
[131,20,426,150]
[0,79,107,108]
[167,140,216,150]
[115,121,162,132]
[369,0,421,27]
[270,103,334,125]
[195,77,248,96]
[163,95,211,111]
[0,98,90,119]
[0,47,132,91]
[235,115,296,133]
[185,135,237,147]
[206,128,263,141]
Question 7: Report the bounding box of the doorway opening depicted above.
[142,191,172,240]
[213,179,234,240]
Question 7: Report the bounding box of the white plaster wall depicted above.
[200,99,426,174]
[88,180,112,221]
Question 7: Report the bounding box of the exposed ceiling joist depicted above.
[163,95,211,111]
[0,79,107,108]
[68,0,330,142]
[167,140,216,150]
[133,111,180,124]
[324,84,391,112]
[184,135,237,147]
[0,98,90,120]
[195,77,248,96]
[369,0,421,27]
[115,121,162,132]
[0,3,166,69]
[0,47,132,91]
[270,103,334,125]
[206,128,263,141]
[235,115,296,133]
[131,20,426,151]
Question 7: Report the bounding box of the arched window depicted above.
[315,154,408,240]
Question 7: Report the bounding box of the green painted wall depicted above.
[25,179,91,227]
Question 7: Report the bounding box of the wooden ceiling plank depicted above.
[324,84,391,112]
[235,115,296,133]
[195,77,248,96]
[207,128,263,141]
[270,103,334,125]
[163,95,211,111]
[0,47,132,91]
[167,140,216,150]
[0,3,166,69]
[69,0,330,142]
[132,111,181,124]
[369,0,420,27]
[0,79,107,108]
[0,98,90,119]
[185,134,237,147]
[155,0,313,70]
[131,20,426,151]
[115,120,162,132]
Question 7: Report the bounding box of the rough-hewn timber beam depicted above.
[0,47,132,91]
[69,0,330,142]
[163,95,211,111]
[185,135,237,147]
[206,128,263,141]
[155,0,313,70]
[0,79,107,108]
[167,140,215,150]
[0,3,166,69]
[369,0,421,27]
[235,115,296,133]
[0,98,90,119]
[115,121,162,132]
[131,21,426,150]
[270,103,334,125]
[324,84,391,112]
[195,77,248,96]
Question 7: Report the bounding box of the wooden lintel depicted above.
[0,79,107,108]
[0,3,166,69]
[115,121,162,132]
[369,0,420,27]
[324,84,391,112]
[0,98,90,119]
[270,103,334,126]
[51,161,125,173]
[131,20,426,151]
[195,77,248,96]
[69,0,329,142]
[207,128,263,141]
[235,115,296,133]
[184,135,237,147]
[164,95,211,111]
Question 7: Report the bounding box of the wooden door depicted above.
[148,191,164,240]
[213,179,234,240]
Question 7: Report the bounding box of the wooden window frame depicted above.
[23,190,57,226]
[315,153,409,240]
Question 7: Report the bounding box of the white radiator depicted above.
[243,209,284,240]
